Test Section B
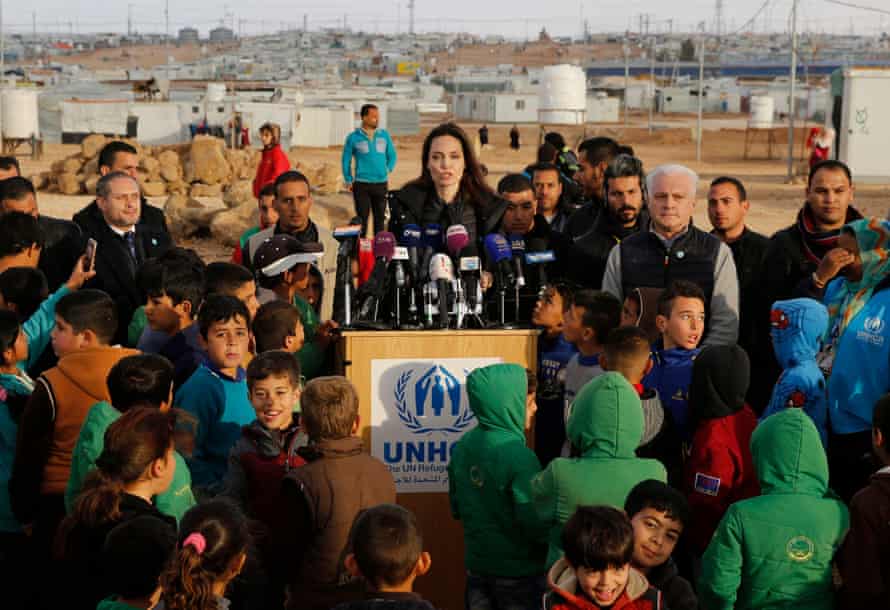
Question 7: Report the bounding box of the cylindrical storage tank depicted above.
[2,89,40,140]
[749,96,774,128]
[206,83,226,103]
[538,64,587,125]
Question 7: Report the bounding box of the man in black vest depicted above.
[73,141,169,235]
[568,154,648,289]
[602,164,739,346]
[79,172,171,345]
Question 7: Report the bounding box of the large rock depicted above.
[166,180,189,195]
[30,173,48,191]
[81,157,99,178]
[222,180,253,209]
[164,194,218,239]
[62,157,84,175]
[81,134,107,159]
[158,150,183,182]
[185,136,230,185]
[57,173,82,195]
[210,201,258,247]
[142,181,167,197]
[84,175,100,195]
[309,163,341,195]
[190,183,223,198]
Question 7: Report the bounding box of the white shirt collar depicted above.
[107,223,135,238]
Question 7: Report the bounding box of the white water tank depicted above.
[538,65,587,125]
[206,83,226,103]
[749,96,774,128]
[2,89,40,140]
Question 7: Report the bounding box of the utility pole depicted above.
[623,43,630,129]
[696,22,705,163]
[715,0,724,39]
[787,0,799,180]
[165,0,169,45]
[649,37,656,134]
[127,4,133,37]
[408,0,415,36]
[32,11,36,39]
[396,3,400,35]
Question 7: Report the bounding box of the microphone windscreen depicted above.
[401,224,423,247]
[422,224,442,249]
[508,234,526,255]
[483,233,513,264]
[445,224,470,256]
[429,253,455,281]
[372,231,397,261]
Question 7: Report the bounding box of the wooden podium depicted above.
[336,329,538,610]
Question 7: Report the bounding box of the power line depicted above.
[823,0,890,16]
[727,0,773,36]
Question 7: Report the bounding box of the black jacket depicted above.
[73,197,169,236]
[563,196,603,239]
[720,228,769,351]
[497,214,555,324]
[332,592,437,610]
[74,202,172,345]
[567,208,648,289]
[388,183,506,249]
[647,558,699,610]
[38,215,84,291]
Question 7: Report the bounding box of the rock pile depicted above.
[38,134,348,246]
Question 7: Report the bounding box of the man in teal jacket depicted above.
[699,408,849,609]
[341,104,396,237]
[448,364,546,609]
[530,371,667,567]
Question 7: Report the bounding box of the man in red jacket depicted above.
[253,122,291,199]
[684,344,759,556]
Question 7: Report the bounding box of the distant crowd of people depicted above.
[0,112,885,610]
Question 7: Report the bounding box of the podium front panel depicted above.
[337,330,538,610]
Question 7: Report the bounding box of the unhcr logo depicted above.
[394,365,475,434]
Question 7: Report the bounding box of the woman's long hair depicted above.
[160,499,251,610]
[71,407,174,528]
[409,122,494,206]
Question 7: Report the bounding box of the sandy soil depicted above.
[49,43,235,71]
[24,114,890,263]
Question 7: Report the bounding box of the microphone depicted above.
[332,216,363,326]
[483,233,516,328]
[458,244,484,328]
[525,250,556,293]
[399,224,424,326]
[355,231,396,325]
[429,253,455,329]
[445,225,470,261]
[508,234,527,289]
[419,224,442,283]
[483,233,515,289]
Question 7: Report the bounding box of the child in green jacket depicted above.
[448,365,546,610]
[698,408,849,610]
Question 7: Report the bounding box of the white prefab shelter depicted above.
[1,89,40,139]
[454,93,538,123]
[61,99,130,138]
[840,69,890,182]
[586,94,620,123]
[538,65,586,125]
[292,106,354,148]
[129,102,186,144]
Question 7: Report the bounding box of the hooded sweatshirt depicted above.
[448,363,546,578]
[544,558,664,610]
[835,470,890,608]
[684,345,759,556]
[65,401,196,523]
[0,372,35,532]
[531,372,667,567]
[761,298,829,445]
[698,409,849,610]
[643,343,700,440]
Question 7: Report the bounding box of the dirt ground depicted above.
[50,43,235,71]
[24,114,889,262]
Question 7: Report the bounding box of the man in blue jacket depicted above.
[341,104,397,237]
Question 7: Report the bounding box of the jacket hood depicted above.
[752,408,829,496]
[547,558,650,608]
[55,347,140,402]
[567,372,643,457]
[770,298,829,369]
[688,345,750,420]
[466,363,527,439]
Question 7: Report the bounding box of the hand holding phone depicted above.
[83,238,97,272]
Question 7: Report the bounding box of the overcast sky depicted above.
[4,0,888,38]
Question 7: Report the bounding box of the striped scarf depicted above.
[797,205,863,264]
[823,218,890,341]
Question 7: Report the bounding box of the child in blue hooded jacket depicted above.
[761,298,829,446]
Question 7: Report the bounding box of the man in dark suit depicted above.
[78,171,171,344]
[0,176,84,291]
[73,140,169,234]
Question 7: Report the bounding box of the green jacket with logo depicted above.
[448,364,547,577]
[698,408,849,610]
[530,372,667,567]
